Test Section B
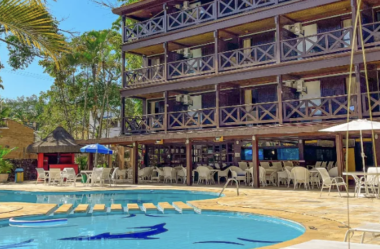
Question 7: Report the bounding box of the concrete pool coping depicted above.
[0,182,378,248]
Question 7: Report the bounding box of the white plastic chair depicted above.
[61,168,78,186]
[259,166,267,187]
[327,161,335,171]
[111,167,126,185]
[197,166,211,184]
[151,167,164,182]
[359,167,380,196]
[321,161,327,168]
[229,166,247,185]
[217,168,229,184]
[48,168,62,185]
[316,167,347,197]
[238,162,248,170]
[163,167,176,183]
[36,168,48,184]
[328,167,339,177]
[272,162,283,171]
[260,162,270,169]
[284,167,294,187]
[89,168,103,186]
[100,168,112,186]
[177,167,187,184]
[283,161,294,167]
[138,167,153,181]
[291,167,310,190]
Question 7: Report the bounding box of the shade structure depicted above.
[80,144,113,155]
[319,119,380,172]
[319,119,380,132]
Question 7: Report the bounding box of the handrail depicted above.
[281,26,353,43]
[167,54,214,66]
[221,101,279,109]
[219,178,239,197]
[168,107,216,114]
[282,94,354,103]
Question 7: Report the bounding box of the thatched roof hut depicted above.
[26,127,81,153]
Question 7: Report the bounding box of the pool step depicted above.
[110,204,123,213]
[93,204,106,213]
[74,204,90,214]
[142,203,158,214]
[127,203,143,214]
[55,204,73,214]
[158,202,177,214]
[172,202,194,214]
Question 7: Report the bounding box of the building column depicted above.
[355,64,363,119]
[275,15,281,63]
[164,91,168,133]
[298,139,305,166]
[122,52,126,87]
[350,0,359,50]
[252,135,260,188]
[38,153,44,169]
[215,84,220,128]
[374,134,380,167]
[336,134,344,177]
[163,42,168,81]
[186,139,193,186]
[118,146,125,169]
[233,140,241,165]
[132,142,139,184]
[88,153,94,170]
[277,75,283,124]
[121,97,125,135]
[214,30,220,74]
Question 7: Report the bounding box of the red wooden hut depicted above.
[26,127,81,174]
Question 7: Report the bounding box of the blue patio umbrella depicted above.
[80,144,113,155]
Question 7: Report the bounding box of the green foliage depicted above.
[0,146,15,174]
[75,155,88,171]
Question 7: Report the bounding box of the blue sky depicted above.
[0,0,117,100]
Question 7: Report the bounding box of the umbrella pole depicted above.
[360,130,366,172]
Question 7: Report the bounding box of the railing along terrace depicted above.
[361,21,380,47]
[124,64,164,87]
[168,108,216,129]
[167,2,216,31]
[123,0,294,43]
[124,113,165,133]
[283,95,357,122]
[362,91,380,117]
[218,42,276,71]
[168,55,215,79]
[281,27,352,61]
[220,102,279,126]
[217,0,290,18]
[124,16,165,42]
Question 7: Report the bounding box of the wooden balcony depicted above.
[361,21,380,47]
[168,55,215,79]
[123,0,293,43]
[362,91,380,117]
[124,64,164,88]
[122,95,369,135]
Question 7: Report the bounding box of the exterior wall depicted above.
[0,119,37,159]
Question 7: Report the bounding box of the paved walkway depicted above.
[0,182,379,248]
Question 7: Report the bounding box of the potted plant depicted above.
[0,146,15,183]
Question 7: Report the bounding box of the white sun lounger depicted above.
[345,223,380,243]
[281,240,380,249]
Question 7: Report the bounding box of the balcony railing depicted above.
[168,108,216,130]
[220,102,279,126]
[123,113,165,133]
[124,16,165,42]
[124,64,164,87]
[219,42,276,71]
[283,95,357,122]
[361,21,380,47]
[167,2,216,31]
[281,27,353,61]
[362,91,380,117]
[168,55,215,79]
[123,0,294,43]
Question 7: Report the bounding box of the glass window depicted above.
[277,148,299,160]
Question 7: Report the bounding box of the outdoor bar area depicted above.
[26,127,81,174]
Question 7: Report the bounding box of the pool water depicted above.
[0,190,218,207]
[0,212,305,249]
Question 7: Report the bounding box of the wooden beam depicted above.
[171,90,189,94]
[335,134,343,177]
[214,30,220,74]
[121,97,125,135]
[252,135,260,188]
[350,0,359,50]
[118,146,125,169]
[88,153,94,170]
[275,15,281,63]
[233,140,242,165]
[186,140,193,186]
[355,64,363,119]
[215,84,220,129]
[220,29,238,39]
[122,52,126,88]
[122,0,341,52]
[298,139,305,166]
[277,75,283,124]
[164,91,168,133]
[163,42,168,81]
[170,41,188,49]
[132,142,138,184]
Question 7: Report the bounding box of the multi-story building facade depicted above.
[84,0,380,186]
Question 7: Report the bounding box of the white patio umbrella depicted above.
[320,119,380,172]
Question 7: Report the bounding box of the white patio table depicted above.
[343,172,380,198]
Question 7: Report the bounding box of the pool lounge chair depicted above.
[48,169,62,185]
[345,223,380,244]
[36,168,49,185]
[281,239,380,249]
[61,168,79,186]
[316,167,347,197]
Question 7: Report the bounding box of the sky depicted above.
[0,0,117,100]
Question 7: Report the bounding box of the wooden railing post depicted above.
[350,0,359,50]
[121,97,125,135]
[122,16,126,43]
[298,139,305,166]
[164,91,168,133]
[277,75,283,124]
[275,15,281,63]
[122,52,126,88]
[163,3,168,32]
[252,135,260,188]
[335,134,343,178]
[215,84,220,128]
[132,142,139,184]
[355,64,363,118]
[163,42,168,81]
[186,139,193,186]
[214,30,220,74]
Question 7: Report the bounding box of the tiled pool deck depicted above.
[1,182,379,248]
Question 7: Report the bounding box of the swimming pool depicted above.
[0,190,219,206]
[0,212,305,249]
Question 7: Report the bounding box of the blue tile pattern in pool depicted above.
[0,212,305,249]
[0,190,219,206]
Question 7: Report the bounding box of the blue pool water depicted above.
[0,190,218,206]
[0,212,305,249]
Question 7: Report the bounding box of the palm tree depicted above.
[0,0,69,64]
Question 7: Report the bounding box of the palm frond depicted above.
[0,0,69,66]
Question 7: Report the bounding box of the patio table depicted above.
[80,170,93,185]
[343,172,380,198]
